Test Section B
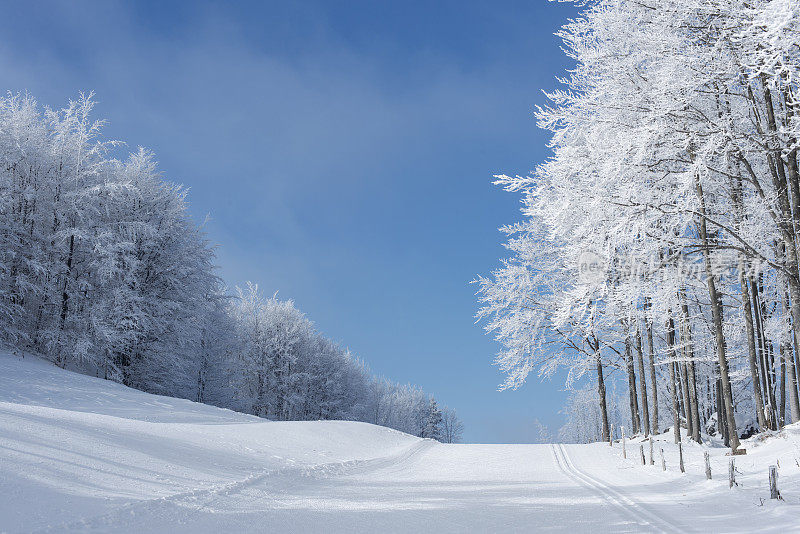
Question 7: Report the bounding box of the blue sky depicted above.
[0,0,582,442]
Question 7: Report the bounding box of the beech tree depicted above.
[478,0,800,450]
[0,92,462,441]
[441,406,464,444]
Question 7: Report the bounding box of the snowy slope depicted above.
[2,351,800,533]
[0,352,420,533]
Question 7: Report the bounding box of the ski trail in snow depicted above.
[190,438,437,513]
[551,444,680,534]
[7,347,797,534]
[38,440,436,533]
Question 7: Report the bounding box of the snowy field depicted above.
[1,351,798,533]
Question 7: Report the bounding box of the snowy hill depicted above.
[0,351,421,532]
[2,351,800,533]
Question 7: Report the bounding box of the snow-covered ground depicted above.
[1,351,798,533]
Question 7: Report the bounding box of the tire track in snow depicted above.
[550,444,680,534]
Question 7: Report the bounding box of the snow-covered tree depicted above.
[421,398,444,441]
[0,91,462,440]
[478,0,800,449]
[441,406,464,444]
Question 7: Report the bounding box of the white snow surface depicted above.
[1,351,799,533]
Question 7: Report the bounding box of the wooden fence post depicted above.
[649,439,654,466]
[704,451,711,480]
[769,466,781,499]
[678,442,685,473]
[640,444,645,465]
[610,424,614,447]
[729,458,736,488]
[660,448,666,471]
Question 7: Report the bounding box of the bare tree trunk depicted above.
[625,335,640,434]
[760,79,800,424]
[784,108,800,424]
[783,280,800,423]
[763,278,780,427]
[680,362,694,440]
[716,374,729,446]
[706,376,713,426]
[784,85,800,248]
[753,282,771,419]
[678,290,701,442]
[695,173,740,451]
[740,263,768,430]
[753,279,777,428]
[674,362,683,421]
[593,336,610,443]
[787,90,800,417]
[732,167,768,431]
[666,314,681,444]
[635,326,651,437]
[645,298,659,433]
[794,334,800,417]
[779,344,787,428]
[688,360,701,441]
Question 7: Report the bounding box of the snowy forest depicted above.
[477,0,800,449]
[0,93,462,443]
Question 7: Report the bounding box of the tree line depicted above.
[477,0,799,450]
[0,92,462,443]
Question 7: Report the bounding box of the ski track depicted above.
[36,440,436,533]
[551,444,681,534]
[5,354,800,533]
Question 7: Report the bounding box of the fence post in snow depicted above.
[729,458,735,488]
[610,424,613,447]
[660,448,666,471]
[704,451,711,480]
[678,442,685,473]
[649,439,654,465]
[640,444,645,465]
[769,466,781,499]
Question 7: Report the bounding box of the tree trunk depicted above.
[55,233,75,368]
[594,336,610,443]
[784,85,800,248]
[794,333,800,417]
[666,314,681,444]
[760,78,800,424]
[716,375,729,446]
[731,167,768,431]
[739,261,768,430]
[635,326,651,437]
[783,279,800,423]
[752,279,775,428]
[678,290,701,442]
[625,335,640,434]
[763,278,780,427]
[779,344,787,428]
[645,298,659,433]
[694,173,740,451]
[680,362,694,440]
[688,360,701,442]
